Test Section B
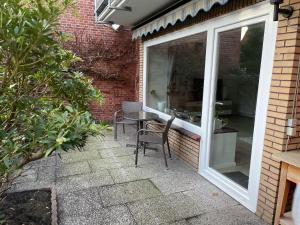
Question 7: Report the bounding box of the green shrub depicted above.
[0,0,107,185]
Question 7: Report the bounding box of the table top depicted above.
[273,150,300,168]
[124,112,159,121]
[214,127,238,134]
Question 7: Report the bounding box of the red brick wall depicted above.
[59,0,138,121]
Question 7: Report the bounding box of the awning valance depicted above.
[132,0,229,39]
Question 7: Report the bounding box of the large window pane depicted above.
[146,32,207,126]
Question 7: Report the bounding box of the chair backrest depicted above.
[163,116,176,141]
[122,101,143,113]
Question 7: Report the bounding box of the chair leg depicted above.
[135,138,139,167]
[114,123,118,140]
[167,138,172,159]
[143,142,146,156]
[162,142,168,168]
[123,124,125,134]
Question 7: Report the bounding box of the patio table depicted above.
[124,111,159,148]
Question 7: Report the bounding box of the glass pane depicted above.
[146,32,207,126]
[209,22,265,189]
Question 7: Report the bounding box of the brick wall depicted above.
[256,0,300,223]
[149,122,201,171]
[59,0,138,121]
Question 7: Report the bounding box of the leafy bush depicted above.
[0,0,107,186]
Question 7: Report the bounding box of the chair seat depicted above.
[139,133,162,144]
[116,119,136,125]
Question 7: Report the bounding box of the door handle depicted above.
[215,101,224,106]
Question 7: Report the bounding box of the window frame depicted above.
[144,31,208,134]
[142,1,272,138]
[143,25,210,135]
[142,1,276,212]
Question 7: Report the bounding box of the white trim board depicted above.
[142,2,277,212]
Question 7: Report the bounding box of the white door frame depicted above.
[141,1,276,212]
[199,4,277,212]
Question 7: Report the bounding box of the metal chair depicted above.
[135,116,176,168]
[113,101,143,140]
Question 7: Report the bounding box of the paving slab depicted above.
[59,205,135,225]
[89,205,135,225]
[109,164,167,184]
[88,172,116,188]
[12,168,38,184]
[168,192,203,220]
[59,215,89,225]
[127,192,202,225]
[182,182,239,213]
[150,171,206,194]
[187,205,267,225]
[82,143,101,152]
[37,166,56,182]
[99,179,161,207]
[98,147,134,158]
[23,156,57,169]
[128,150,195,173]
[57,188,103,217]
[56,161,91,178]
[88,158,122,171]
[99,140,122,149]
[55,170,114,194]
[127,195,174,225]
[60,150,100,163]
[168,220,189,225]
[9,180,53,193]
[113,153,167,168]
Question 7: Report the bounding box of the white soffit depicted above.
[132,0,229,39]
[102,0,175,26]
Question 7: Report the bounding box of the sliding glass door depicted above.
[199,7,277,210]
[209,22,266,189]
[143,2,276,211]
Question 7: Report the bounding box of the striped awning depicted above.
[132,0,229,39]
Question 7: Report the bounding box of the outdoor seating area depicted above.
[9,126,267,225]
[113,101,176,168]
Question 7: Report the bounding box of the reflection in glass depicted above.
[209,23,265,189]
[146,33,207,126]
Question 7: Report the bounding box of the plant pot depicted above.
[157,101,166,112]
[214,118,223,130]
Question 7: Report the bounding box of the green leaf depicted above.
[65,105,73,112]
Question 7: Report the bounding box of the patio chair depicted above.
[113,101,143,140]
[135,116,176,168]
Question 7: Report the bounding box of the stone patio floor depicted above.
[10,127,268,225]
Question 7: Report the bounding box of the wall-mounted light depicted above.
[270,0,294,21]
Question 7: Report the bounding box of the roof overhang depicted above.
[96,0,230,39]
[96,0,182,26]
[133,0,230,39]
